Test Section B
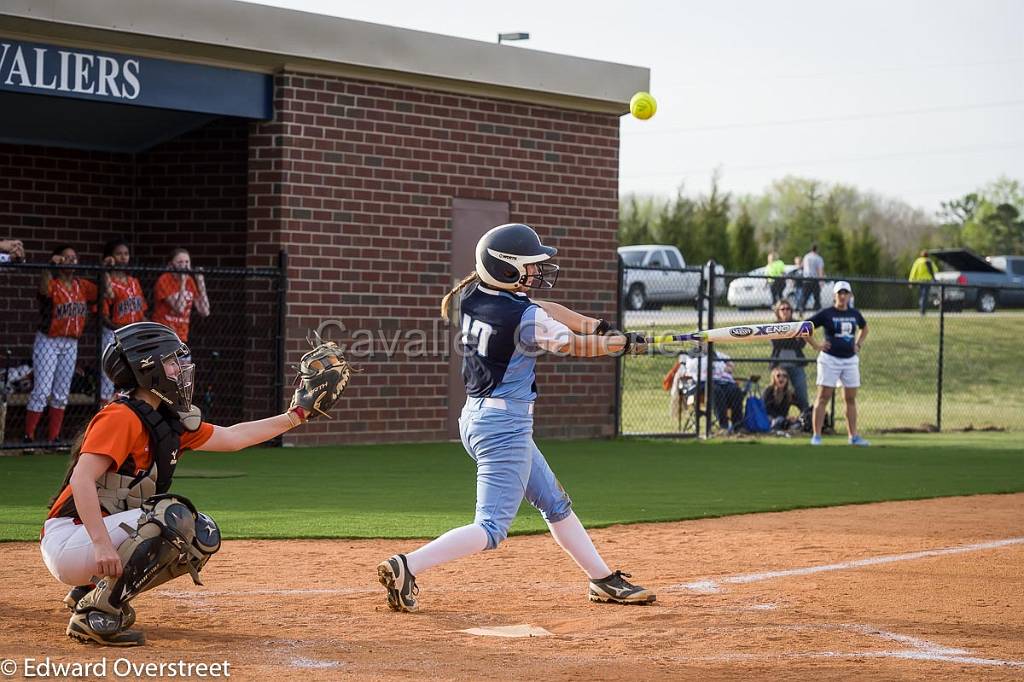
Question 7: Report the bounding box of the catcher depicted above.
[39,322,351,646]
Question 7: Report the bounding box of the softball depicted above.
[629,91,657,120]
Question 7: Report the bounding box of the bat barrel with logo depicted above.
[645,321,813,345]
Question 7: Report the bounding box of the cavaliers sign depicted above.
[0,39,272,119]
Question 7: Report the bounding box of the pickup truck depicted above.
[618,245,724,310]
[930,249,1024,312]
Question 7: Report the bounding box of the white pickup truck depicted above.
[618,245,724,310]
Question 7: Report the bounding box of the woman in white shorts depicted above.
[806,281,870,446]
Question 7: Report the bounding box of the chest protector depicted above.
[55,399,185,519]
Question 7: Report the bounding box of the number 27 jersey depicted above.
[458,283,570,401]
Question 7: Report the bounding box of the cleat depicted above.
[66,610,144,647]
[848,434,871,447]
[65,586,136,628]
[62,586,92,611]
[377,554,419,613]
[588,570,656,605]
[810,434,823,445]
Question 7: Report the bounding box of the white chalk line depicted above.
[712,623,1024,668]
[669,536,1024,594]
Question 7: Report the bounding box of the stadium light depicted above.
[497,32,530,44]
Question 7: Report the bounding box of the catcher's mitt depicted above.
[289,331,355,420]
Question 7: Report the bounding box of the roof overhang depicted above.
[0,0,649,115]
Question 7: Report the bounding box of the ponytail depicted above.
[441,271,479,323]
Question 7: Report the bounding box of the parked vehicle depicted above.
[727,265,831,310]
[930,249,1024,313]
[619,245,724,310]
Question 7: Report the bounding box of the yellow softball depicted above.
[629,91,657,120]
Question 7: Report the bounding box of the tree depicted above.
[818,196,848,274]
[847,224,882,275]
[693,174,731,265]
[728,207,760,271]
[653,190,697,259]
[618,194,660,245]
[961,202,1024,254]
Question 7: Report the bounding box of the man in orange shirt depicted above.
[26,245,100,444]
[151,248,209,343]
[40,322,347,647]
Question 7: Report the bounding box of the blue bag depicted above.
[743,395,772,433]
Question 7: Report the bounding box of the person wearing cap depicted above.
[806,280,870,446]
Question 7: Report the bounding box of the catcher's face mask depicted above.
[151,345,195,412]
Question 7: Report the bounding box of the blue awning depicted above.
[0,38,272,151]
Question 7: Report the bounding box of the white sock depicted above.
[404,524,489,577]
[547,512,611,580]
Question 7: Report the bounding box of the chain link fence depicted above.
[618,259,1024,438]
[1,259,285,450]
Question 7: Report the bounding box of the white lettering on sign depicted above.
[0,42,141,100]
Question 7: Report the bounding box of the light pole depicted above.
[497,32,530,44]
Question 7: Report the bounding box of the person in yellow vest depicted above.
[765,251,787,304]
[908,250,937,316]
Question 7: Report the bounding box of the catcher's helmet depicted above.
[102,322,195,412]
[474,223,559,290]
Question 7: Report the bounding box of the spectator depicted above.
[25,245,100,444]
[100,239,147,401]
[908,250,937,316]
[769,300,809,411]
[762,367,800,431]
[1,237,25,262]
[806,280,870,446]
[688,349,745,433]
[799,243,825,314]
[791,255,803,310]
[152,248,210,343]
[765,251,787,304]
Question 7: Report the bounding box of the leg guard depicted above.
[72,494,220,640]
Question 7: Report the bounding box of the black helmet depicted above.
[101,322,195,412]
[474,223,559,289]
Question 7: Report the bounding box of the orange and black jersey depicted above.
[46,402,214,521]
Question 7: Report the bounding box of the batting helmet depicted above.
[474,223,559,290]
[102,322,195,412]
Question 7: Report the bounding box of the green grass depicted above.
[3,433,1021,542]
[621,311,1024,434]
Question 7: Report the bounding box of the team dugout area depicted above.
[0,0,649,448]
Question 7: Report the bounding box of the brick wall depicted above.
[250,72,621,444]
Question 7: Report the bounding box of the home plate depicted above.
[460,624,553,638]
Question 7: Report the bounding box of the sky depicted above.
[243,0,1024,215]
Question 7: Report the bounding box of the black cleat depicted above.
[377,554,419,612]
[588,570,656,605]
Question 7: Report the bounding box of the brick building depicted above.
[0,1,648,445]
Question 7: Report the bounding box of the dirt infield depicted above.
[2,494,1022,680]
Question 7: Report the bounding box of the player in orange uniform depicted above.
[151,248,209,343]
[99,240,147,402]
[25,245,101,445]
[41,321,339,647]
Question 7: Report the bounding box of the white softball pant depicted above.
[100,327,115,401]
[39,510,140,586]
[28,332,78,411]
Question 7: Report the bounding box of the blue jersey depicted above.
[809,306,866,359]
[458,283,545,400]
